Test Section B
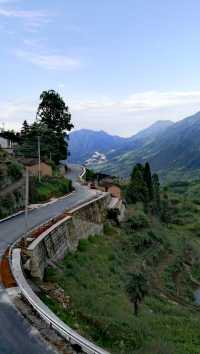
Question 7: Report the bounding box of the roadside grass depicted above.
[30,176,72,203]
[41,184,200,353]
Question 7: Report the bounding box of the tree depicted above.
[161,193,171,225]
[17,90,74,164]
[126,164,149,204]
[17,122,67,164]
[0,130,21,145]
[152,173,161,213]
[20,120,30,139]
[85,169,96,181]
[37,90,74,133]
[127,272,148,316]
[144,162,153,201]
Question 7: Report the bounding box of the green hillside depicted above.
[41,178,200,354]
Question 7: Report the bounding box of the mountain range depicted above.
[68,111,200,181]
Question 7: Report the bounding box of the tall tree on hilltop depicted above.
[37,90,74,133]
[144,162,153,201]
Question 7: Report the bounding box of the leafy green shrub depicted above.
[131,232,160,253]
[0,191,23,218]
[7,160,23,181]
[78,239,90,252]
[0,164,7,186]
[125,210,150,230]
[103,222,114,235]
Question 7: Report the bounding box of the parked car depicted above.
[90,182,96,189]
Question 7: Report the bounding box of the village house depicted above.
[18,158,53,177]
[0,135,14,154]
[97,175,122,199]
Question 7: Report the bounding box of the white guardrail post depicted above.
[79,166,86,183]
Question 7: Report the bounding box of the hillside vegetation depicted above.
[0,149,72,218]
[0,149,25,218]
[29,176,73,203]
[0,149,23,189]
[41,165,200,354]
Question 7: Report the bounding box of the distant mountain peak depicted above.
[150,120,174,126]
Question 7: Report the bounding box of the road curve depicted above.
[0,164,97,354]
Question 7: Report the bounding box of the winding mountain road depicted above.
[0,164,98,354]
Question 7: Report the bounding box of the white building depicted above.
[0,136,10,149]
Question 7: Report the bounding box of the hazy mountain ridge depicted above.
[68,129,127,163]
[96,112,200,180]
[69,112,200,181]
[68,120,173,164]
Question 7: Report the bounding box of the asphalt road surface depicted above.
[0,164,98,354]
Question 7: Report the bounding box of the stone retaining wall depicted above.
[26,194,110,280]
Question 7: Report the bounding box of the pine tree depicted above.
[152,173,161,214]
[21,120,30,139]
[128,164,149,204]
[144,162,153,201]
[152,173,160,214]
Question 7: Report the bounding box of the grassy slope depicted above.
[30,176,72,203]
[42,184,200,354]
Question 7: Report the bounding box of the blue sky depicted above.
[1,0,200,136]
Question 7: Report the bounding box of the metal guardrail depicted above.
[12,248,109,354]
[10,165,109,354]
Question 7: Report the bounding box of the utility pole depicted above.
[25,167,29,234]
[38,136,41,182]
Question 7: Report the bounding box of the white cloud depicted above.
[71,91,200,113]
[0,100,36,131]
[0,5,49,28]
[15,50,81,71]
[70,91,200,136]
[2,91,200,136]
[0,6,46,18]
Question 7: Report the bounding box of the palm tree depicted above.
[127,272,148,316]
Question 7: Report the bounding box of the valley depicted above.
[69,111,200,182]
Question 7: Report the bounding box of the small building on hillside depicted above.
[98,176,122,199]
[0,136,14,154]
[19,158,53,177]
[107,185,122,199]
[0,136,9,148]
